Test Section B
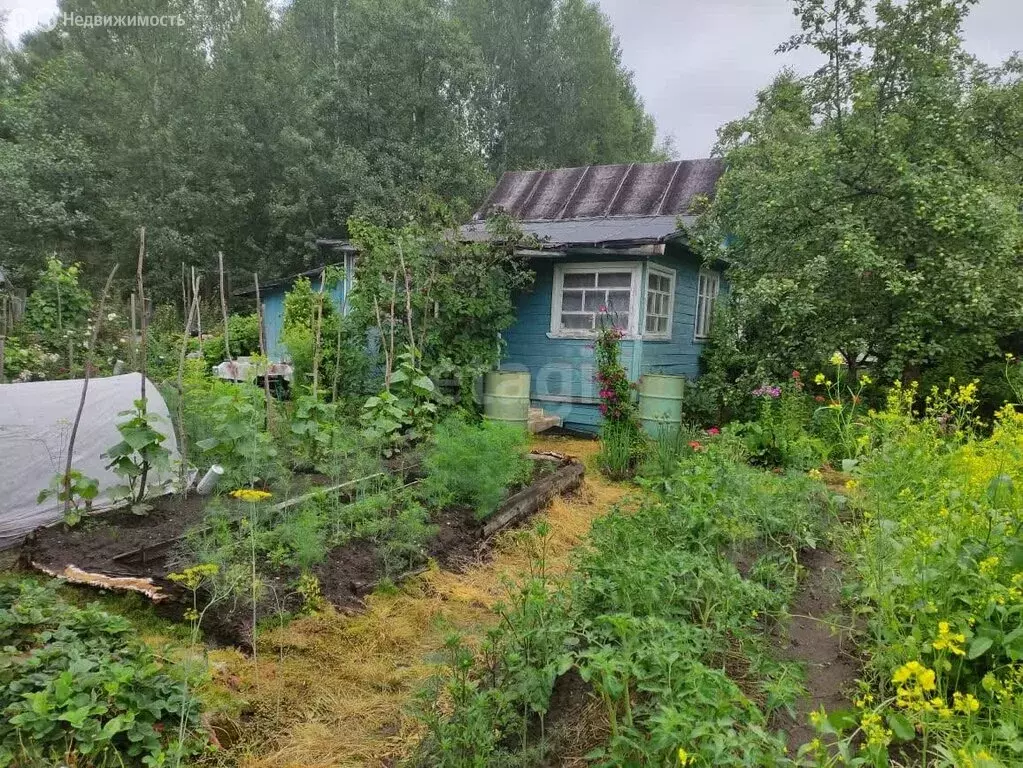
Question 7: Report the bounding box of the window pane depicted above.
[658,317,668,333]
[564,272,595,289]
[645,315,656,332]
[561,291,583,311]
[606,290,630,313]
[598,272,632,288]
[583,292,604,312]
[646,293,655,314]
[561,313,594,330]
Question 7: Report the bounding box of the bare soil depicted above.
[775,547,859,752]
[20,459,577,646]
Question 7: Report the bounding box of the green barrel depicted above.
[483,371,530,430]
[638,374,685,437]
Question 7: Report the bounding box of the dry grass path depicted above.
[214,436,630,768]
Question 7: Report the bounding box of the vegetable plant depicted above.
[103,398,171,512]
[37,470,100,527]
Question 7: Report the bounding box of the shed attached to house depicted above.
[463,158,726,433]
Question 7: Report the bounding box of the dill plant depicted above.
[419,413,531,520]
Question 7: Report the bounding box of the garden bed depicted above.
[20,452,584,643]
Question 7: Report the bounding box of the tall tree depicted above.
[452,0,658,173]
[696,0,1023,382]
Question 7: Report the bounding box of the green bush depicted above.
[0,581,207,767]
[202,313,263,367]
[420,414,531,519]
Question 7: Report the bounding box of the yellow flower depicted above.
[814,373,826,385]
[230,488,273,503]
[893,661,937,709]
[677,747,693,765]
[830,352,844,366]
[859,374,873,385]
[953,691,980,714]
[979,556,1000,576]
[860,711,892,747]
[808,468,822,479]
[845,479,858,490]
[932,621,966,656]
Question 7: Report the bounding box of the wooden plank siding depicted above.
[500,245,722,433]
[639,243,709,379]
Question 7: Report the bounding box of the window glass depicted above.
[644,268,674,338]
[554,268,637,335]
[695,270,720,339]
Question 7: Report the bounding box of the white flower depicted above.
[107,312,118,321]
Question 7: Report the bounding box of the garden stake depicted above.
[219,251,231,360]
[62,264,119,520]
[176,270,201,494]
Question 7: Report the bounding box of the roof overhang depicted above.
[459,214,695,257]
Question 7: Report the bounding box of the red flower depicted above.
[688,440,704,452]
[791,370,800,379]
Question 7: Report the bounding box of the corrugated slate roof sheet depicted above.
[473,158,723,223]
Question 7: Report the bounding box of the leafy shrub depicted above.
[0,581,207,767]
[202,313,263,367]
[361,348,446,454]
[420,413,531,519]
[181,370,286,488]
[21,258,91,353]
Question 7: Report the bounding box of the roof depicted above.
[465,158,723,249]
[233,240,356,297]
[460,215,697,248]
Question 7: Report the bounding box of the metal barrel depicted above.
[483,371,530,430]
[638,374,685,437]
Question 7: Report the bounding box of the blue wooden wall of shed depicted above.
[499,246,723,433]
[262,273,347,361]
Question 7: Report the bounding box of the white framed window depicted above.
[694,269,720,340]
[644,265,675,340]
[550,263,641,337]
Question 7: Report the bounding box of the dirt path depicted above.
[776,546,859,752]
[213,436,630,768]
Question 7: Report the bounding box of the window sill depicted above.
[547,331,635,341]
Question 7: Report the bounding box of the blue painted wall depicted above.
[640,244,709,379]
[500,245,723,433]
[262,268,349,361]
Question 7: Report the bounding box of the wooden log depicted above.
[483,459,584,538]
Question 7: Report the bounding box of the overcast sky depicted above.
[3,0,1021,158]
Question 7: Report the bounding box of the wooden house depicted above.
[462,158,726,433]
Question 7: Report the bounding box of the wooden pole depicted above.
[63,265,119,519]
[130,292,137,366]
[312,268,326,400]
[219,252,231,361]
[136,228,147,403]
[192,267,203,358]
[176,271,201,494]
[135,228,149,504]
[254,274,273,428]
[0,335,5,383]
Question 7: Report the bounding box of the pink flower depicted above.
[599,305,608,313]
[706,427,720,435]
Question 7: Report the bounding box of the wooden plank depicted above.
[483,459,585,538]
